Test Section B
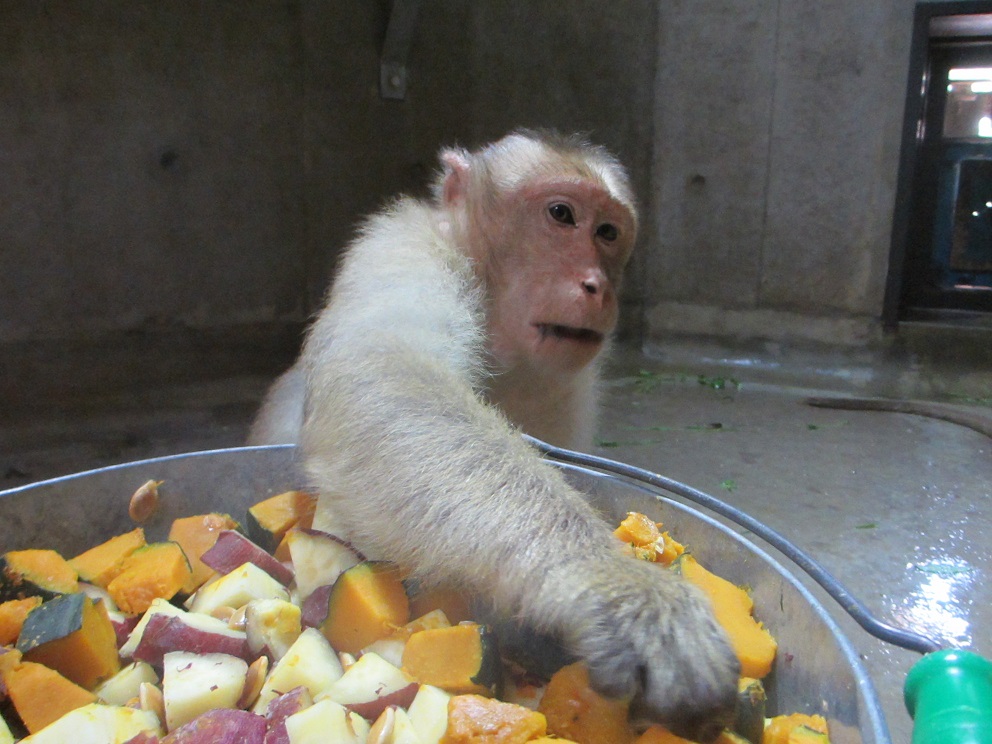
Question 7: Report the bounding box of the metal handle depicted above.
[525,434,944,656]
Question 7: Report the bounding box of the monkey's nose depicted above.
[581,279,599,295]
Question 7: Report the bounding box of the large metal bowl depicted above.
[0,444,889,744]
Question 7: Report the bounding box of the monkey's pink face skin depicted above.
[485,178,636,375]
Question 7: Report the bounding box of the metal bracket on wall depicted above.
[380,0,423,100]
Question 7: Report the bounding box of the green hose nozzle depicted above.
[905,649,992,744]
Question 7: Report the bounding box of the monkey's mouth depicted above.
[535,323,604,345]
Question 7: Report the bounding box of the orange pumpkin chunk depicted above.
[2,660,97,732]
[106,542,192,614]
[1,549,78,599]
[321,561,410,654]
[677,554,777,678]
[634,726,696,743]
[167,513,239,593]
[763,713,829,744]
[69,527,146,588]
[18,593,120,689]
[441,694,547,744]
[537,662,635,744]
[402,622,498,696]
[0,597,41,646]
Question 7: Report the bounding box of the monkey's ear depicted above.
[439,148,471,208]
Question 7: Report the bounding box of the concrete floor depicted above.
[2,344,991,743]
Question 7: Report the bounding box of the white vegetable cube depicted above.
[0,713,13,744]
[253,627,344,714]
[95,661,159,706]
[162,651,248,731]
[189,561,290,615]
[385,707,426,744]
[285,698,370,744]
[19,704,162,744]
[407,684,452,744]
[322,651,414,707]
[245,597,302,661]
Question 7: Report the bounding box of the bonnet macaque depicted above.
[250,130,739,740]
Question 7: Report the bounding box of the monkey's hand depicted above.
[551,557,740,743]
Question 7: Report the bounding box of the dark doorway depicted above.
[889,3,992,322]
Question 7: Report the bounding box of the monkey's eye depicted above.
[597,223,619,242]
[549,203,576,225]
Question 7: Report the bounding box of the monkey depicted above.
[806,395,992,440]
[249,130,739,741]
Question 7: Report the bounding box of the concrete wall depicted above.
[3,0,959,403]
[647,0,917,353]
[0,1,656,403]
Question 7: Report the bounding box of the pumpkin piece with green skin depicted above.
[401,622,501,697]
[106,542,192,615]
[319,561,409,655]
[734,676,767,743]
[0,550,78,602]
[16,592,120,690]
[167,513,240,593]
[68,528,146,589]
[244,490,316,553]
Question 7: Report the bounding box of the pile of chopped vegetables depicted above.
[0,483,831,743]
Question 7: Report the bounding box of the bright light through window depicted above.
[949,67,992,81]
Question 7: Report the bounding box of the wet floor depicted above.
[2,343,990,743]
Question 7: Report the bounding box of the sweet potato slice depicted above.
[0,596,41,646]
[107,542,193,615]
[2,660,97,733]
[68,528,146,588]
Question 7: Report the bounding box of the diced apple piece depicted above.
[162,651,248,731]
[18,703,162,744]
[187,562,290,616]
[245,598,301,662]
[372,706,425,744]
[361,635,407,668]
[160,708,265,743]
[133,611,251,666]
[96,661,160,706]
[120,597,186,658]
[253,627,343,714]
[407,684,452,744]
[284,698,369,744]
[322,651,418,721]
[286,530,362,601]
[0,714,11,744]
[201,531,294,587]
[262,686,313,744]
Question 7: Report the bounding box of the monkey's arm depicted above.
[298,205,738,740]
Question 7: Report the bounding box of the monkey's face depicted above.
[484,177,636,375]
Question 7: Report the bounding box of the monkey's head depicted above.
[437,130,638,376]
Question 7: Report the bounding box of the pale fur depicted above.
[248,132,738,740]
